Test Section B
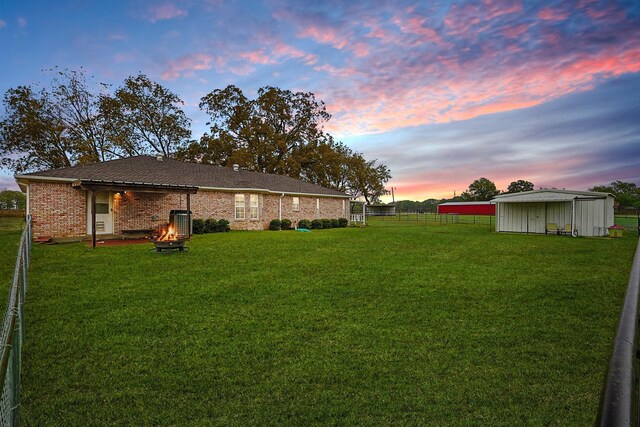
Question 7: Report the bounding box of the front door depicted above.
[87,192,113,234]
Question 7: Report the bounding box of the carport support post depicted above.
[91,190,97,249]
[571,198,577,237]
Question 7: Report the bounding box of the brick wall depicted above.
[113,192,180,233]
[28,182,350,237]
[29,182,86,238]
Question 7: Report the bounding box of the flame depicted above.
[157,224,178,241]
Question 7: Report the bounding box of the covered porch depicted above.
[73,179,198,248]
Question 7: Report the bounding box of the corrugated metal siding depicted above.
[575,199,611,236]
[497,203,544,233]
[496,196,615,236]
[546,202,572,230]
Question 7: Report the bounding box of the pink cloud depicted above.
[538,8,569,21]
[323,41,640,138]
[238,49,273,65]
[502,24,528,39]
[272,42,317,65]
[444,0,522,35]
[298,24,348,50]
[162,53,215,80]
[0,20,6,29]
[392,15,445,46]
[146,3,188,23]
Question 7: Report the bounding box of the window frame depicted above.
[250,194,259,220]
[292,196,300,212]
[235,194,245,220]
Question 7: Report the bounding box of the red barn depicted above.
[437,201,495,215]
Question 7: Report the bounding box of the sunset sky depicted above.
[1,0,639,201]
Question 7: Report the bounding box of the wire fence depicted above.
[0,215,31,426]
[368,212,495,228]
[366,212,639,235]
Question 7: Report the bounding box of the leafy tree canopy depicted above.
[1,69,191,173]
[0,189,26,210]
[507,180,534,193]
[179,85,391,202]
[460,177,500,201]
[2,72,389,200]
[590,180,640,209]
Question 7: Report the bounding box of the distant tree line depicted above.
[0,190,25,210]
[392,178,639,212]
[0,69,390,203]
[589,181,640,210]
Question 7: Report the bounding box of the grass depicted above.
[10,220,637,425]
[0,216,26,301]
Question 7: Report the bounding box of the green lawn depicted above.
[0,216,26,301]
[14,221,638,425]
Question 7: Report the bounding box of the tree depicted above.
[345,154,391,204]
[99,74,191,157]
[0,190,26,210]
[1,70,191,174]
[0,85,74,173]
[180,85,391,198]
[507,180,534,193]
[460,177,500,201]
[186,85,331,177]
[590,181,640,209]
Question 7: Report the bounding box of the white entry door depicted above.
[87,192,113,234]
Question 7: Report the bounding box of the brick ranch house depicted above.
[15,155,351,239]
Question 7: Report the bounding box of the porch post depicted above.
[363,202,366,226]
[186,193,191,239]
[91,190,97,249]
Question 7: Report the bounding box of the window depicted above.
[316,198,320,211]
[95,192,109,214]
[292,197,300,211]
[250,194,259,220]
[235,194,245,220]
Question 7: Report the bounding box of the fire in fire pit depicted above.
[151,224,187,252]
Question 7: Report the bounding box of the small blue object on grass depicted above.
[296,228,311,232]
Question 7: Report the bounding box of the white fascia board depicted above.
[14,174,77,183]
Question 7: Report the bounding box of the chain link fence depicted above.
[0,215,31,426]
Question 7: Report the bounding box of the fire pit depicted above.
[151,238,187,252]
[151,224,188,253]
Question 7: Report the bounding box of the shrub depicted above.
[192,219,205,234]
[311,219,323,229]
[338,217,348,228]
[331,219,339,228]
[322,218,332,229]
[216,219,230,232]
[269,219,282,231]
[297,219,311,229]
[281,219,292,230]
[204,218,218,233]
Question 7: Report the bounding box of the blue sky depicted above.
[1,0,639,200]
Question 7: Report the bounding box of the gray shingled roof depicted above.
[16,156,350,197]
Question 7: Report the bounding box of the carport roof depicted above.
[492,189,612,203]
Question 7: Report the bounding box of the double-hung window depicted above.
[235,194,245,220]
[292,197,300,211]
[250,195,259,220]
